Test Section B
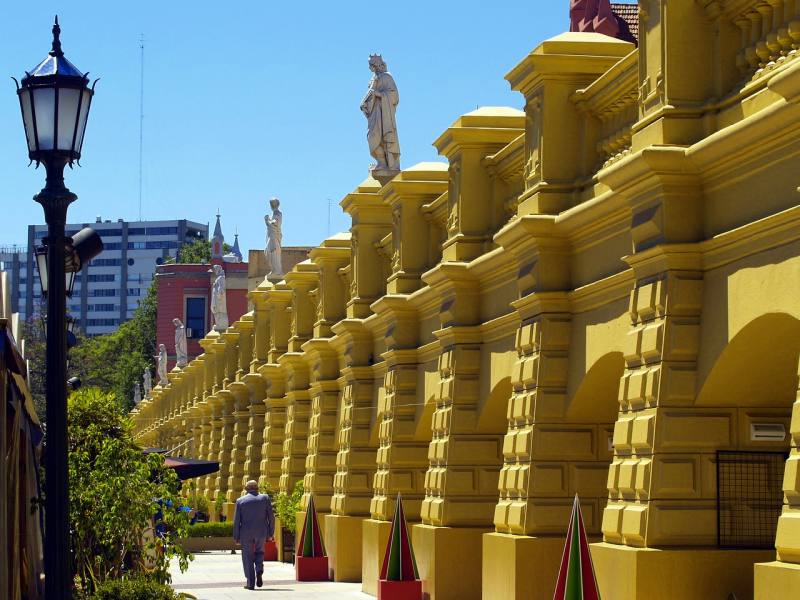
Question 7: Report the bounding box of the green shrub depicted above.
[274,481,303,533]
[186,521,233,538]
[91,577,195,600]
[68,388,191,594]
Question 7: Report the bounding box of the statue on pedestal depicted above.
[361,54,400,176]
[143,368,152,396]
[265,197,283,278]
[173,318,188,367]
[210,264,229,331]
[133,383,141,405]
[157,343,168,385]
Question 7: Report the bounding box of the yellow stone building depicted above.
[132,2,800,597]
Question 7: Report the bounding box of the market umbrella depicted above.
[162,456,219,481]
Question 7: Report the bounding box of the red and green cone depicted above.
[298,494,326,558]
[380,494,420,582]
[553,494,600,600]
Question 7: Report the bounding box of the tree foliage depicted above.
[68,388,192,595]
[274,481,303,533]
[176,238,230,264]
[69,281,158,410]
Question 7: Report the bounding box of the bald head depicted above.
[245,480,259,493]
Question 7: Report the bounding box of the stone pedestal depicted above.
[324,514,365,582]
[481,533,564,600]
[369,168,400,187]
[362,519,392,596]
[591,542,775,600]
[413,524,488,600]
[754,560,800,599]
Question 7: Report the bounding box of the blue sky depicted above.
[0,2,574,254]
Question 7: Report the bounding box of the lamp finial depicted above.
[51,15,63,57]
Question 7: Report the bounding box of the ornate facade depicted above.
[132,2,800,597]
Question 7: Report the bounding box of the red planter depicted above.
[378,579,423,600]
[263,539,278,562]
[295,555,329,581]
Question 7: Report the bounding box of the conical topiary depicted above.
[553,494,601,600]
[294,494,329,581]
[298,494,325,558]
[380,494,419,582]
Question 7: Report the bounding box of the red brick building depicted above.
[155,216,249,368]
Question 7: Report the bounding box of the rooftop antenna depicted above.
[327,198,332,237]
[138,33,145,222]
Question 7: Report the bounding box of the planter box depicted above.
[264,538,278,561]
[182,536,237,552]
[378,580,423,600]
[295,555,329,581]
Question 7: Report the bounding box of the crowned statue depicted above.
[173,318,188,367]
[361,54,400,176]
[265,197,283,278]
[211,264,229,332]
[157,344,168,385]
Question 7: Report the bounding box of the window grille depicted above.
[717,451,787,549]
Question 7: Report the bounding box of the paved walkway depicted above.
[170,551,371,600]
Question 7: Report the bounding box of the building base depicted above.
[754,560,800,599]
[224,502,236,521]
[413,524,489,600]
[591,542,775,600]
[363,519,392,596]
[295,555,329,581]
[482,533,564,600]
[378,579,423,600]
[324,514,365,582]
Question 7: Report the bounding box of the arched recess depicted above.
[695,313,798,551]
[697,313,800,409]
[564,351,625,535]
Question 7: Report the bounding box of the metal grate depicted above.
[717,451,787,549]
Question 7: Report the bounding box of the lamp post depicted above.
[15,17,96,600]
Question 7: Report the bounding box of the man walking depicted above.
[232,480,275,590]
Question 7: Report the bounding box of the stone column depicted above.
[204,397,223,501]
[258,363,287,492]
[225,382,250,517]
[243,372,267,484]
[214,389,236,507]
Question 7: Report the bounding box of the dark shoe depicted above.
[243,585,254,590]
[256,573,263,588]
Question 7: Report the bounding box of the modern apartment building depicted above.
[0,218,208,336]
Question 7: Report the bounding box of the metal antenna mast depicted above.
[327,198,332,236]
[138,33,145,221]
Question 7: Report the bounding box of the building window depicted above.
[128,227,146,236]
[88,274,116,282]
[86,318,120,327]
[91,258,121,267]
[128,258,135,266]
[103,243,122,251]
[185,297,206,339]
[127,288,142,297]
[146,226,178,236]
[90,289,117,297]
[88,303,117,312]
[145,241,178,250]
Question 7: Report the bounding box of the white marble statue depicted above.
[265,197,283,277]
[361,54,400,174]
[157,343,168,385]
[133,382,141,405]
[210,264,229,331]
[173,318,188,368]
[143,368,152,396]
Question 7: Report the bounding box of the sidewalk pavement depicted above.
[170,551,371,600]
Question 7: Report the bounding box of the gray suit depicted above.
[232,492,275,588]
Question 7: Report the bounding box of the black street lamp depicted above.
[14,17,97,600]
[35,227,104,298]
